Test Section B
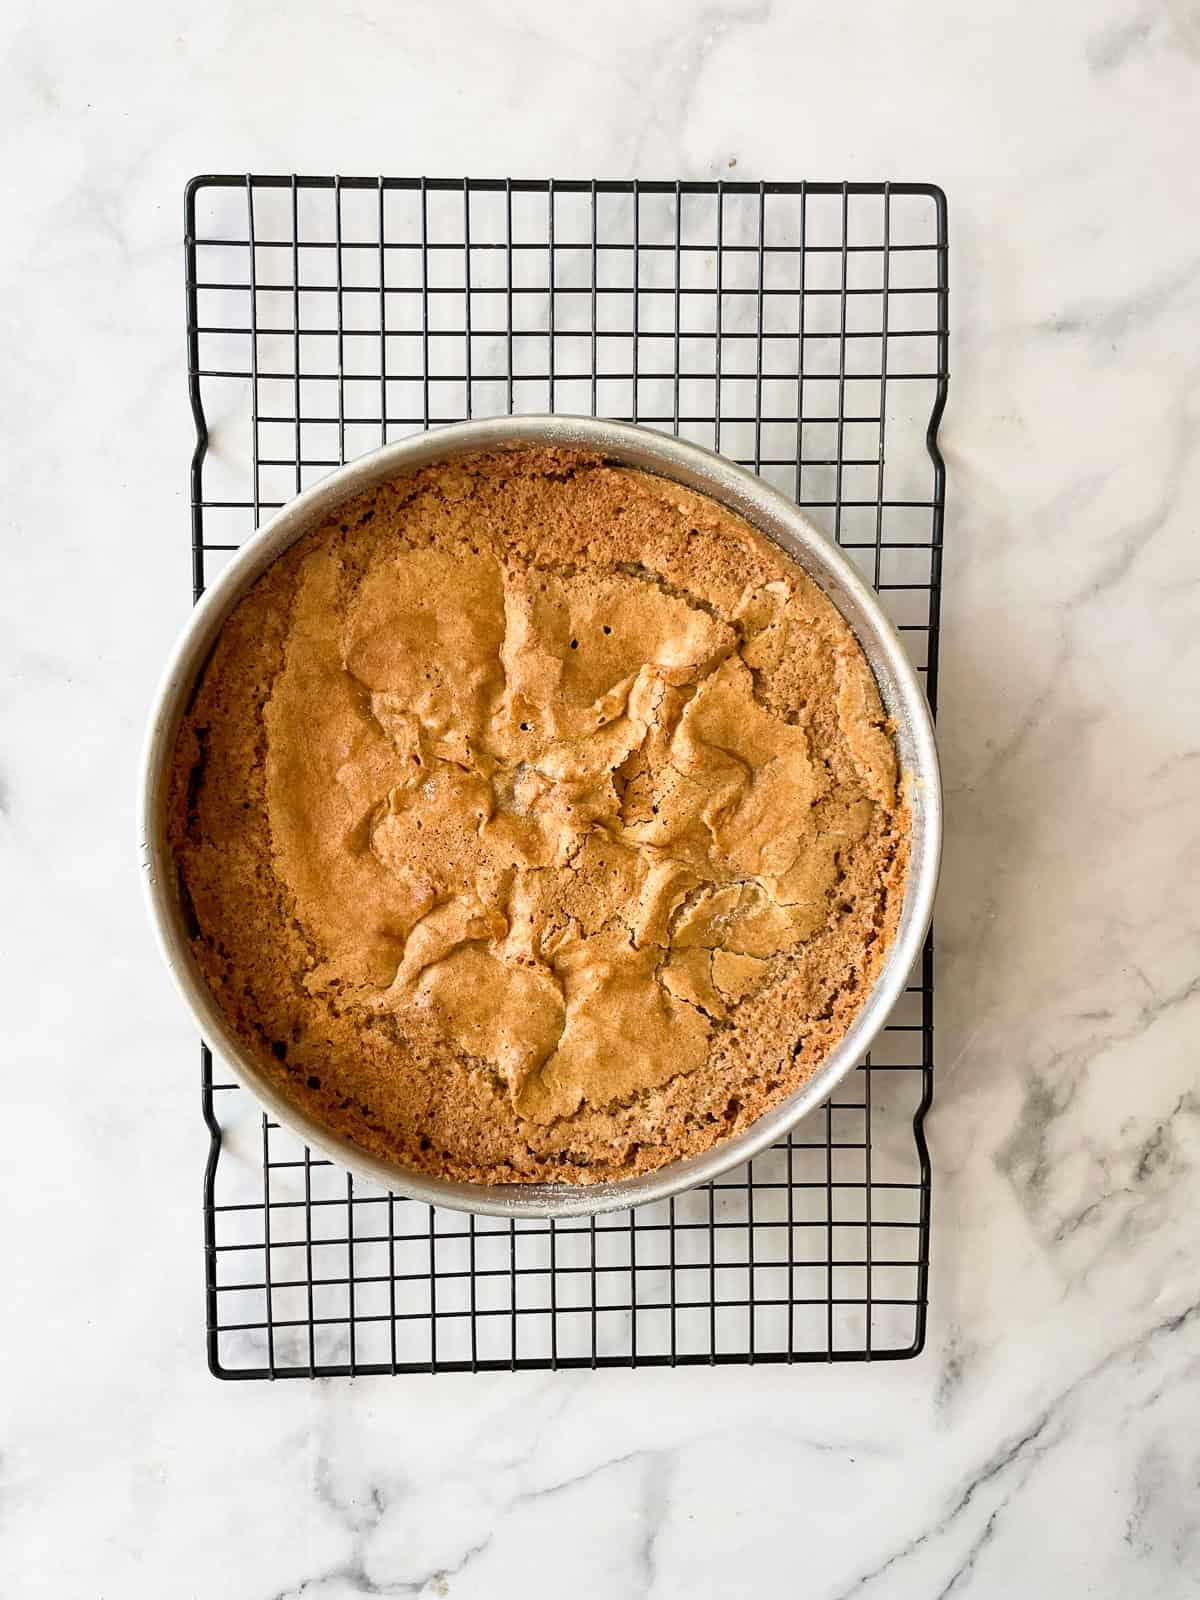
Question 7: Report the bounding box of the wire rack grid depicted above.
[184,175,948,1378]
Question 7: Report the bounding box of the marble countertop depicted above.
[4,1,1199,1595]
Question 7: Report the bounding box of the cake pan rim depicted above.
[140,414,941,1220]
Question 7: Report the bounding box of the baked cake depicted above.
[168,448,909,1184]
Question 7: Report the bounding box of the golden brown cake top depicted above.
[170,448,907,1184]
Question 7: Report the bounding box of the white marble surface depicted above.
[3,1,1200,1595]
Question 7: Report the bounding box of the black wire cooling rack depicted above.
[185,175,948,1377]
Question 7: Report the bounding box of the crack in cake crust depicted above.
[168,448,910,1184]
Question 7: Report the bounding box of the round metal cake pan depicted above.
[141,415,941,1220]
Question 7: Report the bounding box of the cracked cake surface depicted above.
[168,447,909,1184]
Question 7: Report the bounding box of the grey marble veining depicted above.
[2,0,1198,1596]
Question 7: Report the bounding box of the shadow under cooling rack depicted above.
[186,175,948,1377]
